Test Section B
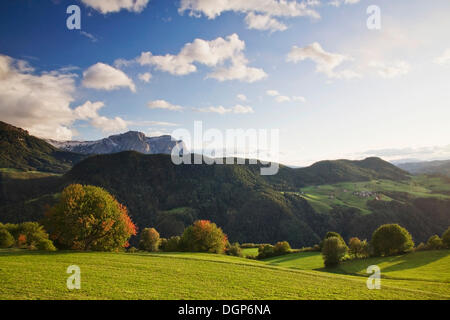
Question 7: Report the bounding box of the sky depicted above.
[0,0,449,166]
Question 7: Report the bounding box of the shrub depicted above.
[360,240,370,258]
[322,237,348,267]
[180,220,227,254]
[274,241,291,255]
[0,228,14,248]
[37,239,57,251]
[415,242,427,251]
[320,231,348,250]
[240,243,260,249]
[44,184,137,251]
[226,242,243,257]
[257,244,275,259]
[1,222,51,248]
[371,224,414,256]
[348,237,362,257]
[162,236,181,252]
[139,228,161,252]
[127,247,138,253]
[426,235,443,250]
[442,227,450,249]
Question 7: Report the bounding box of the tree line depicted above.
[1,184,449,270]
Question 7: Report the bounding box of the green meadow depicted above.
[0,249,448,300]
[291,177,450,214]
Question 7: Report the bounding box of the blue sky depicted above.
[1,0,449,166]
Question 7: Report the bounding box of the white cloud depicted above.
[369,60,410,78]
[329,0,360,7]
[434,49,450,66]
[74,101,128,134]
[266,90,280,96]
[81,0,150,14]
[147,100,184,111]
[178,0,320,21]
[293,96,306,102]
[287,42,361,79]
[275,95,291,103]
[136,34,266,82]
[0,55,77,140]
[244,13,287,32]
[82,62,136,92]
[237,94,247,102]
[80,31,98,42]
[0,55,127,139]
[207,55,268,83]
[193,104,254,114]
[266,89,306,103]
[138,72,152,82]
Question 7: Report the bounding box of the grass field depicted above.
[0,249,449,300]
[287,177,450,214]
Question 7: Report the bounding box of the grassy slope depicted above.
[264,250,450,297]
[292,177,450,214]
[0,250,448,300]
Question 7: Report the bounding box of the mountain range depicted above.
[46,131,186,156]
[397,160,450,177]
[0,121,449,247]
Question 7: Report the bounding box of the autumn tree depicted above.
[181,220,227,254]
[44,184,137,251]
[139,228,161,252]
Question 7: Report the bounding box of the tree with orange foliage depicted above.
[181,220,227,254]
[139,227,161,252]
[44,184,137,251]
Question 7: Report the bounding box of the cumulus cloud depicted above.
[147,100,184,111]
[74,101,128,133]
[237,94,247,101]
[266,89,306,103]
[0,54,77,140]
[287,42,361,79]
[434,49,450,66]
[81,0,150,14]
[193,104,254,114]
[369,60,410,78]
[275,95,291,103]
[138,72,152,82]
[82,62,136,92]
[136,34,267,82]
[178,0,320,32]
[0,55,127,139]
[266,90,280,96]
[244,12,287,32]
[179,0,319,19]
[207,55,268,82]
[329,0,360,7]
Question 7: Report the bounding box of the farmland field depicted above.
[0,249,448,300]
[288,177,450,214]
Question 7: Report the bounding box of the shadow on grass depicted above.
[326,250,450,278]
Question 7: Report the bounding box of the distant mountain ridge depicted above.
[396,160,450,177]
[46,131,186,156]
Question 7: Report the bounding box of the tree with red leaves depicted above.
[44,184,137,251]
